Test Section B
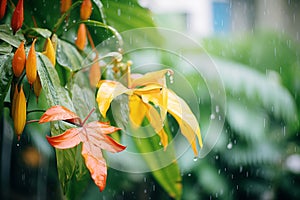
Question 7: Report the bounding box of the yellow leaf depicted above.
[146,105,168,149]
[141,86,168,122]
[129,94,148,127]
[131,69,173,88]
[96,80,130,118]
[167,89,202,156]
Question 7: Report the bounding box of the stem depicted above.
[52,1,82,35]
[80,20,124,49]
[26,119,40,124]
[27,109,46,115]
[81,108,95,126]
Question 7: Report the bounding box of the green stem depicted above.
[52,1,82,35]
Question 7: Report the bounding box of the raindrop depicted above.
[117,9,121,16]
[210,114,216,120]
[215,155,219,160]
[72,20,76,23]
[169,75,174,84]
[144,189,147,194]
[187,173,191,177]
[236,185,239,190]
[152,185,156,191]
[33,7,37,11]
[218,169,221,174]
[283,126,286,136]
[246,171,249,177]
[263,118,266,128]
[239,166,243,173]
[193,157,198,162]
[16,143,20,147]
[144,177,147,182]
[215,105,219,113]
[227,142,233,149]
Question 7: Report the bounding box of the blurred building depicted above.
[142,0,300,40]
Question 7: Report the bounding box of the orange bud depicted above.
[12,41,26,77]
[13,85,26,140]
[11,84,18,118]
[11,0,24,34]
[75,23,87,51]
[89,59,101,88]
[26,39,37,85]
[33,73,42,102]
[0,0,7,20]
[80,0,92,20]
[60,0,72,14]
[43,38,56,66]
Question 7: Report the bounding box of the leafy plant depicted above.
[0,0,203,199]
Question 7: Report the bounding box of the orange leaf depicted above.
[46,128,81,149]
[82,144,107,191]
[39,105,81,125]
[40,105,126,191]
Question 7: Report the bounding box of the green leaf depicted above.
[0,25,24,48]
[131,122,182,200]
[0,42,13,54]
[37,53,88,198]
[56,39,83,72]
[0,54,13,110]
[215,58,298,125]
[23,28,52,38]
[0,54,13,112]
[104,0,156,31]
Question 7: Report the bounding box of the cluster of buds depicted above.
[75,0,92,50]
[11,36,57,139]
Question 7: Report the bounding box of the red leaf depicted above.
[46,128,81,149]
[41,106,126,191]
[39,105,82,125]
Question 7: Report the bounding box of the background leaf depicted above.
[0,54,13,112]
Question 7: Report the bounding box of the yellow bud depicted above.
[26,39,37,85]
[12,41,26,77]
[33,73,42,101]
[43,38,56,66]
[13,85,26,140]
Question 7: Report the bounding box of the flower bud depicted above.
[26,39,37,85]
[43,38,56,66]
[33,73,42,102]
[60,0,72,14]
[11,0,24,34]
[75,23,87,51]
[89,59,101,88]
[0,0,7,20]
[13,85,26,140]
[80,0,92,20]
[12,41,26,77]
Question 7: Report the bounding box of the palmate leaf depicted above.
[39,106,126,191]
[37,54,89,198]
